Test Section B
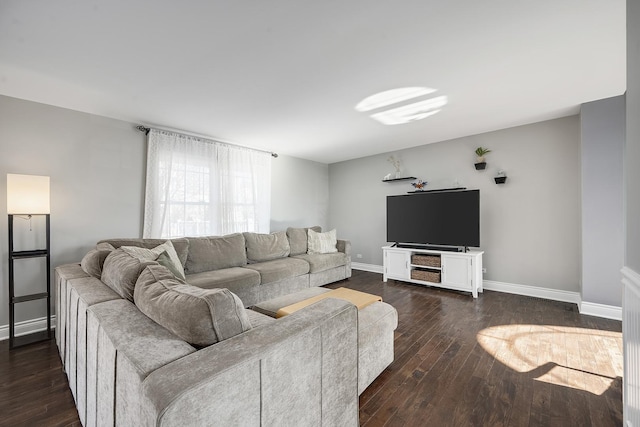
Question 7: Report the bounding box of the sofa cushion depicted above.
[134,265,253,347]
[80,249,112,278]
[120,241,186,281]
[101,248,158,301]
[307,229,338,255]
[245,309,277,328]
[87,298,196,374]
[292,252,349,274]
[286,226,321,256]
[244,257,310,284]
[186,267,260,292]
[244,231,291,263]
[97,238,190,267]
[185,233,247,274]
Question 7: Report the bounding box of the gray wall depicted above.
[0,95,147,325]
[628,0,640,273]
[270,154,329,231]
[329,116,581,292]
[580,96,625,307]
[0,95,329,329]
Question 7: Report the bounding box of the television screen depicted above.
[386,190,480,248]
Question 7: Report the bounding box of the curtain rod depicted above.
[136,125,278,158]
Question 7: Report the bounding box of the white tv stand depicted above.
[382,245,484,298]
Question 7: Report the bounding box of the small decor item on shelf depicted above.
[387,155,402,178]
[474,147,491,170]
[494,170,507,184]
[411,179,427,191]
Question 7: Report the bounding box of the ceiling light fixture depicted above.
[369,96,448,126]
[356,87,447,125]
[355,87,436,112]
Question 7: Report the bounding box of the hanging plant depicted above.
[474,147,491,170]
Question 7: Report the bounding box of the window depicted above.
[143,129,271,238]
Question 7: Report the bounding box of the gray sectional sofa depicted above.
[56,227,396,426]
[95,226,351,308]
[57,263,358,426]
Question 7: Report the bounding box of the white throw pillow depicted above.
[121,240,186,281]
[307,229,338,255]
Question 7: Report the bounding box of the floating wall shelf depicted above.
[407,187,467,194]
[382,176,417,182]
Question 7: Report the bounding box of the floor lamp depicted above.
[6,174,51,349]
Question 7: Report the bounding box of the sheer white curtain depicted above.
[143,129,271,238]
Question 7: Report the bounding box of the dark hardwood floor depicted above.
[0,337,79,426]
[328,271,622,426]
[0,270,622,426]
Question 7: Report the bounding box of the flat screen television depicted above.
[386,189,480,248]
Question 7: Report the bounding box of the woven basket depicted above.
[411,269,441,283]
[411,254,441,268]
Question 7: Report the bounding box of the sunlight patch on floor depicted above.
[476,324,622,395]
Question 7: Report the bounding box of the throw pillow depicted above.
[307,228,338,255]
[286,226,322,256]
[121,240,186,281]
[134,264,252,347]
[156,251,186,280]
[244,231,291,263]
[101,248,158,301]
[96,238,189,267]
[96,242,116,251]
[80,249,112,278]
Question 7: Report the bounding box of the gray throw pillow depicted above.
[157,251,185,280]
[101,248,158,301]
[244,231,291,263]
[120,240,186,281]
[286,226,321,256]
[185,233,247,274]
[96,242,116,251]
[134,265,252,347]
[96,238,190,267]
[80,249,112,278]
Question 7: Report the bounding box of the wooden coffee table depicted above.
[275,287,382,318]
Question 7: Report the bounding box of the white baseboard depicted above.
[352,262,384,274]
[0,315,56,341]
[483,280,582,305]
[579,301,622,321]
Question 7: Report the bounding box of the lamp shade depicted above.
[7,174,50,214]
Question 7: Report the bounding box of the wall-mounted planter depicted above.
[494,176,507,184]
[474,162,487,170]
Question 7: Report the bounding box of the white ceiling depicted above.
[0,1,626,164]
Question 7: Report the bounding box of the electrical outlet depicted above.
[482,268,487,273]
[356,254,363,259]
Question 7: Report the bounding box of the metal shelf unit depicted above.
[8,214,51,349]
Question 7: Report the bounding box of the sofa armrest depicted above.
[139,298,359,427]
[337,239,351,256]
